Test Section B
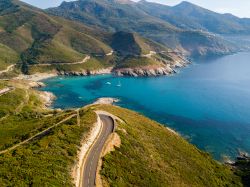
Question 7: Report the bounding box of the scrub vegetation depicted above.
[95,105,243,187]
[0,80,97,186]
[115,56,163,69]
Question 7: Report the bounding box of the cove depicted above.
[41,52,250,161]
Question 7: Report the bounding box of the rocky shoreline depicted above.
[57,67,113,76]
[13,74,57,108]
[114,66,175,77]
[56,67,176,77]
[225,152,250,186]
[56,56,190,77]
[39,91,56,108]
[13,56,190,80]
[55,62,189,77]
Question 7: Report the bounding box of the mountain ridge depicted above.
[136,0,250,34]
[0,0,186,77]
[47,0,238,57]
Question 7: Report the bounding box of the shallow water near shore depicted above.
[41,52,250,160]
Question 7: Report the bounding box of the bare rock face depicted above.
[57,67,113,76]
[56,57,190,77]
[114,66,175,77]
[28,81,46,88]
[39,91,56,107]
[114,56,191,77]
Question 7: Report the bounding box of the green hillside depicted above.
[28,56,115,74]
[0,0,112,74]
[0,80,96,186]
[95,105,243,187]
[0,44,19,70]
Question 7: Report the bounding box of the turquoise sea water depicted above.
[41,52,250,160]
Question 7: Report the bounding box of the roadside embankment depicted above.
[96,132,121,187]
[72,113,103,187]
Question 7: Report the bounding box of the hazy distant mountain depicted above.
[137,1,250,34]
[47,0,237,57]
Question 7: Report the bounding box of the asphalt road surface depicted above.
[82,114,114,187]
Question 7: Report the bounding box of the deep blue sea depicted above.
[41,52,250,161]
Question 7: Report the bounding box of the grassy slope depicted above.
[28,56,115,74]
[0,44,19,70]
[95,105,242,187]
[34,39,85,64]
[115,56,163,69]
[0,80,97,186]
[0,109,95,186]
[134,33,170,55]
[0,80,69,151]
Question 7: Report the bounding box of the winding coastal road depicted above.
[82,115,114,187]
[33,55,91,66]
[0,64,15,75]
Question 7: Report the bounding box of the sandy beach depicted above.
[15,73,58,82]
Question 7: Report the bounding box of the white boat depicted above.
[105,82,111,85]
[116,81,122,87]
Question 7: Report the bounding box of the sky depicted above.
[21,0,250,18]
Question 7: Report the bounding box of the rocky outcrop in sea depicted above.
[114,59,189,77]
